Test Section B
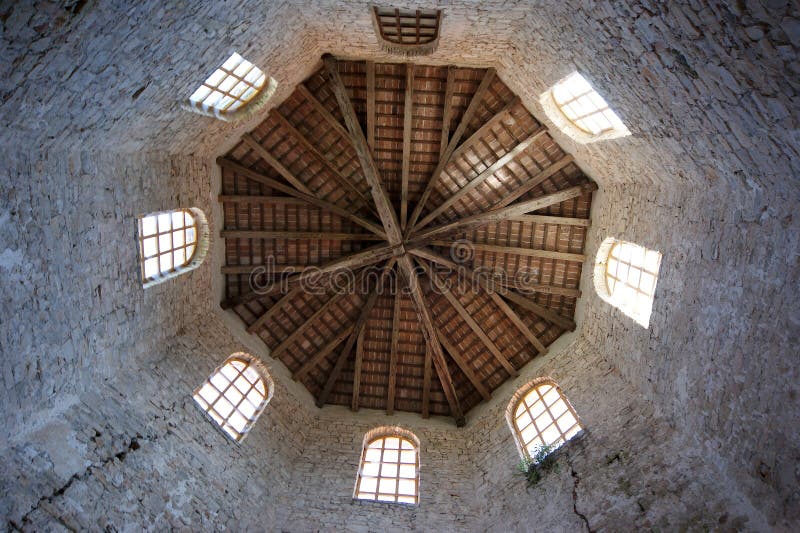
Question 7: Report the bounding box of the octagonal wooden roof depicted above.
[218,55,595,426]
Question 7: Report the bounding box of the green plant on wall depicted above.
[518,443,559,487]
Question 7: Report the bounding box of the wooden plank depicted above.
[217,157,386,238]
[435,329,491,400]
[292,323,355,380]
[246,285,305,333]
[492,154,575,209]
[241,133,313,195]
[421,344,432,419]
[217,195,309,205]
[220,243,397,309]
[409,246,574,333]
[401,63,414,231]
[433,241,586,263]
[271,111,374,211]
[407,68,496,232]
[491,278,582,298]
[296,83,351,140]
[323,54,403,245]
[410,183,598,243]
[222,265,308,275]
[396,255,465,426]
[221,230,384,241]
[446,96,521,165]
[272,291,349,358]
[351,327,366,411]
[386,288,403,415]
[420,260,518,378]
[366,60,376,151]
[439,67,456,158]
[415,127,547,228]
[508,214,591,227]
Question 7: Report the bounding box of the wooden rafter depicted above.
[386,284,403,415]
[439,67,456,158]
[433,241,586,263]
[401,63,414,230]
[366,60,376,151]
[435,330,491,400]
[323,54,403,245]
[217,158,385,238]
[273,291,349,358]
[415,127,547,228]
[492,154,576,210]
[221,230,384,242]
[296,83,351,141]
[241,133,314,195]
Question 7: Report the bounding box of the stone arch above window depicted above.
[192,353,274,442]
[540,71,630,144]
[371,6,442,55]
[182,52,277,122]
[593,237,662,328]
[137,207,209,288]
[354,426,420,504]
[506,378,583,460]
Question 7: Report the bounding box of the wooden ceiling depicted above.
[218,55,595,426]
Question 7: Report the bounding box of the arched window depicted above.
[507,379,583,459]
[137,207,209,288]
[541,72,630,143]
[354,427,420,504]
[594,238,662,328]
[192,353,273,442]
[183,52,277,122]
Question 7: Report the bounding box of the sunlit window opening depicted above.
[189,52,267,114]
[604,240,662,327]
[193,354,272,442]
[138,209,198,284]
[355,433,419,504]
[549,72,629,141]
[512,381,583,459]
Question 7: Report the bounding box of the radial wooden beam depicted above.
[218,195,310,205]
[435,329,491,400]
[241,133,314,195]
[439,67,456,158]
[421,344,432,419]
[296,83,351,140]
[323,54,403,245]
[492,154,575,210]
[221,230,384,242]
[409,246,570,336]
[407,68,496,232]
[221,243,397,309]
[366,60,376,151]
[386,287,403,415]
[222,265,309,275]
[436,241,586,263]
[397,255,465,426]
[272,291,349,358]
[217,158,386,238]
[409,182,598,243]
[351,327,366,411]
[271,110,375,213]
[293,323,355,380]
[246,285,305,333]
[401,63,414,231]
[415,127,547,229]
[508,214,590,227]
[444,95,522,168]
[418,260,519,378]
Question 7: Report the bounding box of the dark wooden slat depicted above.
[366,61,376,151]
[217,158,386,238]
[296,83,351,140]
[407,68,496,232]
[323,54,403,245]
[410,183,598,243]
[508,214,590,227]
[421,344,432,419]
[247,285,305,333]
[439,67,456,158]
[293,324,355,380]
[492,154,575,210]
[273,291,349,358]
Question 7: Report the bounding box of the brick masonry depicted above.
[0,0,798,531]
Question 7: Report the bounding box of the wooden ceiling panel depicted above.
[218,56,596,425]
